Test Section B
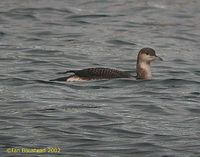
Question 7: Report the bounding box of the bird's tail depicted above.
[56,70,77,74]
[49,76,71,81]
[50,69,78,81]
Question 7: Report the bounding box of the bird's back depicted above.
[51,67,131,81]
[72,67,131,79]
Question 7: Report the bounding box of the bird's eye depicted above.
[146,52,149,55]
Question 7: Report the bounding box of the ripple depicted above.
[68,14,110,19]
[25,49,62,55]
[0,78,32,86]
[0,31,6,37]
[132,104,171,115]
[155,78,200,86]
[161,35,198,42]
[4,8,38,20]
[106,39,136,46]
[194,70,200,76]
[190,92,200,95]
[186,108,200,115]
[8,7,72,15]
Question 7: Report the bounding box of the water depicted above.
[0,0,200,157]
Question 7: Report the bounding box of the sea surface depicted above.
[0,0,200,157]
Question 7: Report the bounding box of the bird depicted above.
[50,48,162,82]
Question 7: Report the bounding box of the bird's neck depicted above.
[136,61,152,80]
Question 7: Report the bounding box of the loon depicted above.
[50,48,162,81]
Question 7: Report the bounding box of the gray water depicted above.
[0,0,200,157]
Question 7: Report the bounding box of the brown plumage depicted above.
[51,68,131,81]
[50,48,162,82]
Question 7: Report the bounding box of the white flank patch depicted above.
[66,76,86,82]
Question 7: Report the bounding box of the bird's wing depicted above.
[73,67,131,79]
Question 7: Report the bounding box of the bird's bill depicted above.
[155,55,163,61]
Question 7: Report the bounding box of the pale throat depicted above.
[136,61,152,80]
